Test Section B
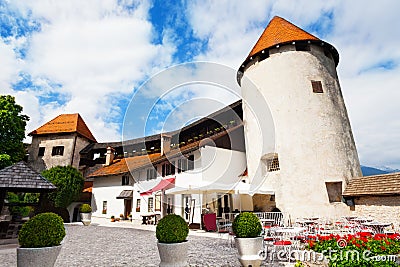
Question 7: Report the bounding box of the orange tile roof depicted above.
[247,16,319,59]
[87,153,161,177]
[88,124,243,177]
[29,114,96,142]
[343,172,400,196]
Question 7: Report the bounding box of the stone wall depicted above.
[352,195,400,229]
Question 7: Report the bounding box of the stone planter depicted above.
[17,245,62,267]
[157,241,188,267]
[235,237,263,267]
[80,213,91,226]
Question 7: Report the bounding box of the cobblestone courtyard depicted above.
[1,224,240,266]
[0,218,289,267]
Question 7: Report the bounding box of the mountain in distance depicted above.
[361,165,400,176]
[376,166,400,173]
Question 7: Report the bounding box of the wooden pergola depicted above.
[0,161,56,213]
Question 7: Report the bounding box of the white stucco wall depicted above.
[91,174,133,218]
[241,44,362,219]
[200,145,247,185]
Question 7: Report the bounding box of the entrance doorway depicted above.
[124,199,132,219]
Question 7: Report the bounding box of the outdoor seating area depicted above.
[261,215,397,262]
[203,211,399,263]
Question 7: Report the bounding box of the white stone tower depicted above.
[238,16,362,219]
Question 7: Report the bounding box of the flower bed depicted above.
[307,233,400,266]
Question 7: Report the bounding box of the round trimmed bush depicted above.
[18,212,66,248]
[156,214,189,243]
[79,204,92,213]
[232,212,262,238]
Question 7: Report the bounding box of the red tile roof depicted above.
[88,124,243,177]
[29,114,96,142]
[87,153,162,177]
[343,172,400,196]
[247,16,319,59]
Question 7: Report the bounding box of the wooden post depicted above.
[0,190,6,215]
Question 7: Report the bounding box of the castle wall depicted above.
[241,44,362,219]
[28,134,75,172]
[28,133,91,172]
[351,195,400,230]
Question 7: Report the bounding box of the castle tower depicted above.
[238,16,362,219]
[28,114,97,172]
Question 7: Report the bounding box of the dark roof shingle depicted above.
[0,162,56,192]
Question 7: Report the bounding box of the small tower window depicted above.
[52,146,64,156]
[262,153,280,173]
[38,147,45,157]
[325,182,342,202]
[311,80,323,93]
[267,156,280,172]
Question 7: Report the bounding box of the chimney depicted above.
[105,146,115,166]
[161,134,172,155]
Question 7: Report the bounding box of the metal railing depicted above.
[253,212,283,226]
[219,212,283,226]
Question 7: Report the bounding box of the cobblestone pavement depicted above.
[0,220,288,267]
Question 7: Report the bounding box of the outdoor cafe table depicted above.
[350,217,374,223]
[273,227,306,235]
[362,222,392,233]
[260,218,275,226]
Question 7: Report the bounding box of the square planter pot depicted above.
[17,245,62,267]
[157,241,188,267]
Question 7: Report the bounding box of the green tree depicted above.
[0,154,12,170]
[0,95,29,167]
[41,166,85,208]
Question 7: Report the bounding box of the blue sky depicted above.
[0,0,399,169]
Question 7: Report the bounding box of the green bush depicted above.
[232,212,262,238]
[6,192,31,217]
[156,214,189,243]
[18,212,66,248]
[41,166,84,208]
[79,204,92,213]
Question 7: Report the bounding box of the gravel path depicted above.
[0,223,286,266]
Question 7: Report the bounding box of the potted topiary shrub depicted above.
[110,215,115,222]
[156,214,189,267]
[232,212,263,267]
[79,203,92,226]
[17,212,66,267]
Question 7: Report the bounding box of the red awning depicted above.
[140,178,175,196]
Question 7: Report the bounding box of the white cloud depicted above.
[1,0,399,168]
[4,0,176,142]
[0,40,21,94]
